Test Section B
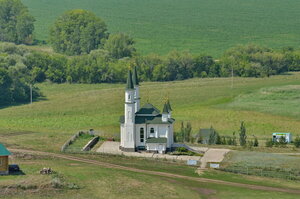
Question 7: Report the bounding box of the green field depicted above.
[225,85,300,119]
[22,0,300,56]
[1,153,300,199]
[221,151,300,180]
[1,73,300,198]
[1,73,300,152]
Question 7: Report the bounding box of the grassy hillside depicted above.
[22,0,300,56]
[2,154,300,199]
[1,73,300,151]
[225,85,300,119]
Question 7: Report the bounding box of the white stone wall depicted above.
[134,85,140,112]
[146,143,166,153]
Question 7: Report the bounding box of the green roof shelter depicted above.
[0,143,11,175]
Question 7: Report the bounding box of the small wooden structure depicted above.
[0,144,11,175]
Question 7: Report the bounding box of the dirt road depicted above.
[10,148,300,195]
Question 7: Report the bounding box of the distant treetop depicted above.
[49,9,108,56]
[0,0,35,44]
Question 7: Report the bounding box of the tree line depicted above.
[6,43,300,85]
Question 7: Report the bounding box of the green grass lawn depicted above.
[225,85,300,119]
[1,73,300,152]
[22,0,300,56]
[1,154,300,199]
[66,133,94,152]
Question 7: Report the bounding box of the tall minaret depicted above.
[132,66,140,112]
[123,70,136,151]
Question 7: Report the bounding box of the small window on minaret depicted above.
[128,95,131,100]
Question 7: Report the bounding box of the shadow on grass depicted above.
[0,95,48,110]
[9,170,26,176]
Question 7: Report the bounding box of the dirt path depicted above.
[10,148,300,195]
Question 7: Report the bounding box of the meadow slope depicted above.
[1,73,300,151]
[22,0,300,56]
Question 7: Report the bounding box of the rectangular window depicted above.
[140,128,144,143]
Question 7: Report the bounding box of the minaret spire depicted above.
[132,66,141,112]
[126,70,134,90]
[132,66,139,86]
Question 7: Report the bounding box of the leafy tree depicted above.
[227,137,233,145]
[192,55,214,77]
[185,122,192,142]
[208,127,219,145]
[232,132,237,146]
[254,137,259,147]
[0,68,12,105]
[164,51,194,81]
[0,43,40,105]
[247,140,254,150]
[239,121,247,147]
[265,139,274,147]
[294,136,300,148]
[0,0,35,44]
[216,134,222,145]
[50,9,108,55]
[104,33,136,59]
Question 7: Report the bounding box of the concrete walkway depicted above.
[200,148,231,168]
[97,142,231,168]
[97,141,202,163]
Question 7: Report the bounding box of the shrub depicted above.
[294,136,300,148]
[265,139,274,147]
[176,147,188,153]
[254,137,259,147]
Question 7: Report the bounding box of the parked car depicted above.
[9,164,20,173]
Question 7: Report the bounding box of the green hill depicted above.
[22,0,300,56]
[1,73,300,151]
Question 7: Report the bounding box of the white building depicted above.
[120,67,175,153]
[272,132,292,143]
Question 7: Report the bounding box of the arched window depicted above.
[140,128,144,142]
[128,94,131,100]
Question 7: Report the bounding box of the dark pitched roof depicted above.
[136,103,160,115]
[126,70,134,90]
[166,99,172,112]
[136,115,175,124]
[146,137,167,143]
[132,66,139,86]
[119,115,175,124]
[0,144,11,156]
[162,103,169,114]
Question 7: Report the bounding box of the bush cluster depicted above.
[0,43,40,106]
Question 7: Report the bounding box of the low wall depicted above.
[82,136,100,151]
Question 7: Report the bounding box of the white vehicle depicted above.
[272,133,292,143]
